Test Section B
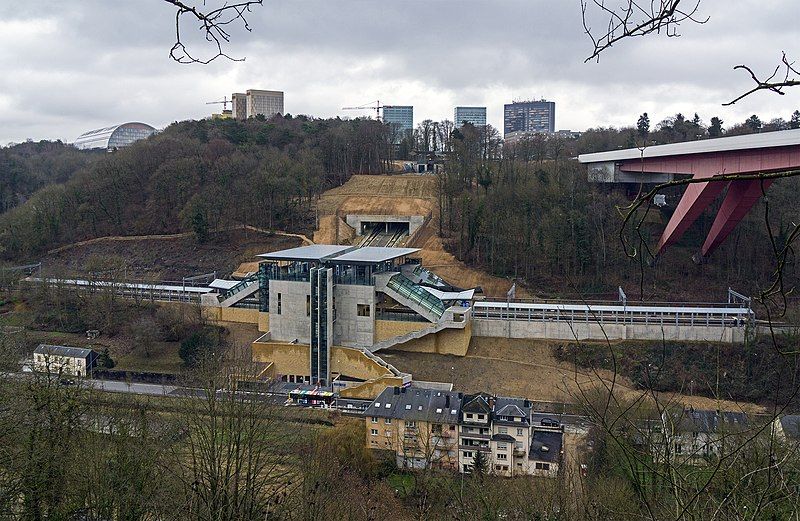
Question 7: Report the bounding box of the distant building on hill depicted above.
[232,92,247,120]
[228,89,284,120]
[504,100,555,136]
[454,106,487,128]
[73,122,157,152]
[383,105,414,142]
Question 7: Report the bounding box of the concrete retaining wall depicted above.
[346,214,426,236]
[472,319,745,343]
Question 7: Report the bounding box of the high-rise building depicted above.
[454,106,487,128]
[231,92,247,120]
[383,105,414,140]
[245,89,284,119]
[503,100,555,136]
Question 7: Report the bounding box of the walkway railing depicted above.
[472,300,753,328]
[386,273,446,319]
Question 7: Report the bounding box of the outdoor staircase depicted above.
[368,322,448,353]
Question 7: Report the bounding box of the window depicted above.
[436,408,442,413]
[535,462,550,471]
[357,304,371,317]
[463,451,473,458]
[477,414,485,420]
[385,418,392,424]
[406,421,416,428]
[466,413,473,419]
[277,293,282,314]
[517,428,524,437]
[384,403,391,409]
[371,417,378,423]
[497,443,507,450]
[675,443,683,454]
[498,427,508,434]
[497,453,507,460]
[371,429,378,436]
[306,295,311,316]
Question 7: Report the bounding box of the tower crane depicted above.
[341,100,394,122]
[206,96,232,111]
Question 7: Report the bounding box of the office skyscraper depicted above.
[246,89,284,119]
[383,105,414,141]
[232,92,247,120]
[454,106,487,127]
[503,100,555,136]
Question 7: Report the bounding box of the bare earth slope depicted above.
[315,174,519,297]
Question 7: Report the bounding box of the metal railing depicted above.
[472,300,754,328]
[218,274,258,302]
[25,277,210,304]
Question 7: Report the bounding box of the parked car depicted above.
[540,418,560,427]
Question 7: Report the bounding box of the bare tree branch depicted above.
[724,52,800,105]
[163,0,264,64]
[581,0,708,63]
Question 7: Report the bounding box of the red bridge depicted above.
[578,129,800,257]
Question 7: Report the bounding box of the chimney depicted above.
[524,400,531,408]
[445,394,451,408]
[458,392,463,399]
[393,387,400,395]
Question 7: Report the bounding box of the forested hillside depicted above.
[0,115,392,259]
[434,113,800,298]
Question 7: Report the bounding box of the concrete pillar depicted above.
[701,179,773,256]
[657,175,727,253]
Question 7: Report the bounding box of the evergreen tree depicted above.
[746,114,762,132]
[97,348,115,369]
[636,113,650,138]
[471,450,488,476]
[790,110,800,129]
[709,117,724,137]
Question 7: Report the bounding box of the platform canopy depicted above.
[326,247,420,265]
[258,245,354,262]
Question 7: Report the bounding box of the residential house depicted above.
[33,344,98,377]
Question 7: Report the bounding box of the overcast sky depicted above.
[0,0,797,144]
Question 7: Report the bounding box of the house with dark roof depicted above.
[33,344,98,377]
[366,387,564,477]
[663,408,750,463]
[364,386,462,470]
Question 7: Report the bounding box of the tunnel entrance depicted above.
[359,221,409,247]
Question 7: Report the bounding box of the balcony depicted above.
[460,432,490,440]
[459,444,490,451]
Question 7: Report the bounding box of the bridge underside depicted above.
[618,145,800,257]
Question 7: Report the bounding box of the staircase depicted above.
[369,322,448,353]
[380,273,446,322]
[217,275,259,307]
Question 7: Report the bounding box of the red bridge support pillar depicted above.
[700,178,773,256]
[657,174,727,253]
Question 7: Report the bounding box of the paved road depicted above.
[85,379,178,396]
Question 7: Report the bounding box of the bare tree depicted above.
[725,51,800,105]
[580,0,708,63]
[162,0,264,64]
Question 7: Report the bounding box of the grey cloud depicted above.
[0,0,797,143]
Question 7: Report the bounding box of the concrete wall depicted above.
[258,312,269,332]
[269,280,311,343]
[202,306,260,325]
[346,214,426,236]
[374,319,430,342]
[252,340,310,379]
[472,319,745,343]
[333,284,375,347]
[378,320,472,356]
[339,375,404,399]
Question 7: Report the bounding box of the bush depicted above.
[178,326,222,367]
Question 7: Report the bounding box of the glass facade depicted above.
[73,122,156,152]
[454,107,487,128]
[503,101,555,136]
[383,106,414,142]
